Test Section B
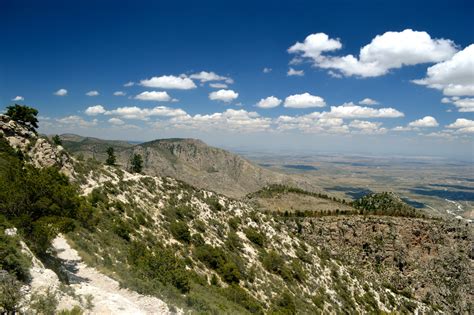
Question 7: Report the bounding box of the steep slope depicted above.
[69,162,435,314]
[301,216,473,313]
[61,135,307,198]
[0,115,176,314]
[2,115,472,314]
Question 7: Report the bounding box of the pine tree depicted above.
[130,153,143,173]
[5,104,39,131]
[106,147,116,166]
[52,135,62,146]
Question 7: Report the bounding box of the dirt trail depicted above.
[52,236,177,315]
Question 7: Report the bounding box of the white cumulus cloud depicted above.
[140,75,196,90]
[440,96,474,112]
[135,91,172,102]
[349,120,386,134]
[190,71,233,84]
[105,106,186,120]
[54,88,68,96]
[113,91,126,96]
[288,32,342,59]
[85,105,106,116]
[209,89,239,102]
[86,90,99,96]
[446,118,474,134]
[413,44,474,96]
[325,103,404,118]
[287,67,304,76]
[283,93,326,108]
[167,109,271,133]
[359,98,379,105]
[256,96,282,109]
[408,116,439,127]
[289,29,457,77]
[108,118,125,125]
[209,83,228,89]
[263,67,272,73]
[12,96,24,101]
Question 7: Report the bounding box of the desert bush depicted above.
[207,196,223,212]
[30,288,59,315]
[225,231,243,251]
[0,271,23,313]
[129,244,191,293]
[227,217,241,230]
[170,221,191,243]
[220,262,241,284]
[262,251,292,281]
[269,291,296,314]
[244,228,266,247]
[191,233,205,247]
[221,284,263,313]
[0,225,31,281]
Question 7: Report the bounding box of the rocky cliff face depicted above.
[301,216,473,313]
[0,115,74,176]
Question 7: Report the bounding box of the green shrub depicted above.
[0,272,23,313]
[130,245,191,293]
[169,221,191,243]
[58,306,84,315]
[228,217,241,230]
[220,262,241,284]
[207,196,224,212]
[193,219,206,233]
[290,260,305,282]
[0,228,31,281]
[195,244,227,270]
[270,291,296,314]
[225,231,243,251]
[113,220,132,241]
[30,288,59,315]
[244,228,266,247]
[191,233,205,247]
[221,284,263,314]
[262,251,292,281]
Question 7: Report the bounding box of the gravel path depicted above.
[52,236,176,315]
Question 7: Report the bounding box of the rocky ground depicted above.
[300,215,473,313]
[52,236,176,314]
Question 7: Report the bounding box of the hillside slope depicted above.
[1,115,472,314]
[61,135,309,198]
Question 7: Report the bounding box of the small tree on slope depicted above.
[106,146,116,166]
[130,153,143,173]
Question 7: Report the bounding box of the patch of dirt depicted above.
[52,236,178,315]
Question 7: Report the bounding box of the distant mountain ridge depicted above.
[60,134,306,198]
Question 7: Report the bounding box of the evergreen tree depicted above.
[130,153,143,173]
[52,135,62,146]
[105,147,116,166]
[5,104,39,131]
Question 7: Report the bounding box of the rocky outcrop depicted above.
[0,115,74,176]
[0,114,36,151]
[301,215,473,313]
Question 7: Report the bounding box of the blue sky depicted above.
[1,0,473,158]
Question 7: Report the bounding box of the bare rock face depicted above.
[0,115,74,176]
[0,115,36,151]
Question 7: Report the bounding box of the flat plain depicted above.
[240,151,474,221]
